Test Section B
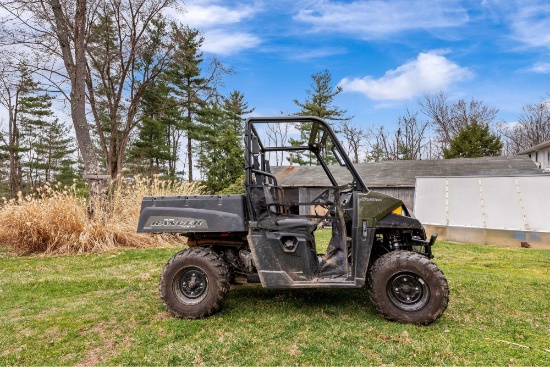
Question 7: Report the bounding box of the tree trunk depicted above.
[8,109,23,198]
[8,112,17,198]
[50,0,99,177]
[50,0,104,215]
[187,108,193,181]
[187,135,193,182]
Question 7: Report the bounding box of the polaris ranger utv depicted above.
[137,116,449,325]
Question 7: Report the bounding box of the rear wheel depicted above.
[159,247,230,319]
[368,250,449,325]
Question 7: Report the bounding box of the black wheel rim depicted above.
[387,271,430,312]
[173,266,209,305]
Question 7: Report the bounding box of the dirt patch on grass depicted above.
[76,321,131,366]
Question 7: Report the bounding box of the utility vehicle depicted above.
[137,116,449,325]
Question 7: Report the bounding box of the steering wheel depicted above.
[311,188,332,205]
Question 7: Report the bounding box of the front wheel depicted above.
[159,247,230,319]
[368,251,449,325]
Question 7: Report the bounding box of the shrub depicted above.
[218,174,245,195]
[0,177,203,255]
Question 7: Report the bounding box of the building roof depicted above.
[272,155,543,187]
[517,140,550,154]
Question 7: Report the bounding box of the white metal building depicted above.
[519,140,550,172]
[415,175,550,249]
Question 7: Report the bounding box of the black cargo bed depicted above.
[137,194,247,234]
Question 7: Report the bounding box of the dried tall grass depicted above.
[0,177,204,255]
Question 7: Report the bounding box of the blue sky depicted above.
[176,0,550,131]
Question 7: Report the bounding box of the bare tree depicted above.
[398,109,430,160]
[419,91,498,149]
[368,109,430,162]
[264,122,290,166]
[85,0,175,178]
[1,0,103,209]
[51,0,101,178]
[1,0,179,193]
[498,98,550,153]
[340,120,369,163]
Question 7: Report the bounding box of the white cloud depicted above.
[294,0,469,39]
[172,0,263,55]
[338,51,473,101]
[286,47,347,61]
[530,62,550,73]
[201,30,261,55]
[181,2,258,28]
[508,2,550,49]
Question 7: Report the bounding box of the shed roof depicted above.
[517,139,550,154]
[271,155,543,187]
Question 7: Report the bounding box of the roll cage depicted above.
[244,116,367,191]
[243,116,367,228]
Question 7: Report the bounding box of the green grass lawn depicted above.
[1,238,549,366]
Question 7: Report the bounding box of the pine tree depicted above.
[223,91,254,132]
[443,120,502,159]
[0,65,60,196]
[291,70,352,165]
[54,158,81,186]
[19,91,58,186]
[18,89,79,188]
[0,66,79,193]
[196,103,236,193]
[32,119,77,184]
[128,78,176,178]
[294,70,351,124]
[197,91,253,193]
[167,25,209,182]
